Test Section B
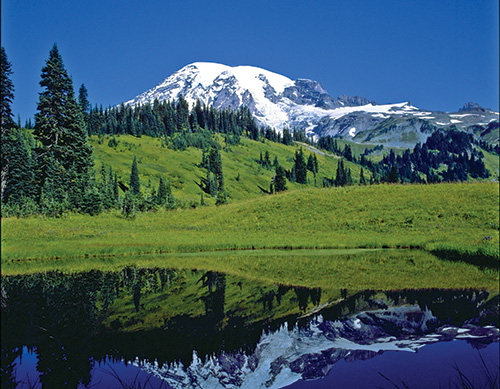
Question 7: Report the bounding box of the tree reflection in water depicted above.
[1,268,498,388]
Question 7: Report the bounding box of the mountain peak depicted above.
[122,62,389,131]
[337,94,377,107]
[458,102,485,112]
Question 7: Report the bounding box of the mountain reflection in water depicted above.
[1,267,498,388]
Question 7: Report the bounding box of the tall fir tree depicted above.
[176,95,190,131]
[3,130,35,205]
[78,84,90,133]
[313,154,319,175]
[1,47,17,203]
[33,44,94,209]
[294,147,307,184]
[129,155,141,195]
[387,165,400,183]
[335,159,346,187]
[0,47,15,130]
[359,167,367,185]
[156,176,167,205]
[274,164,287,193]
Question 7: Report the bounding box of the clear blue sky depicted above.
[2,0,499,122]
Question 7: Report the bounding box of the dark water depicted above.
[1,268,498,388]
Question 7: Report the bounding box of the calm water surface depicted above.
[1,267,498,388]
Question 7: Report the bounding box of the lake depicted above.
[1,266,498,388]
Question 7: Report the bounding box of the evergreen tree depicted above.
[112,172,119,201]
[307,154,316,175]
[78,84,90,132]
[121,190,136,218]
[263,150,271,168]
[156,176,167,205]
[176,95,190,131]
[387,165,400,183]
[294,147,307,184]
[3,130,35,205]
[215,184,227,205]
[206,170,217,197]
[346,167,352,185]
[335,160,347,187]
[0,47,15,129]
[208,145,222,178]
[1,47,17,203]
[129,155,140,195]
[282,128,293,145]
[164,180,176,209]
[33,44,94,208]
[274,165,287,193]
[343,145,353,161]
[39,155,68,217]
[98,162,116,209]
[359,167,367,185]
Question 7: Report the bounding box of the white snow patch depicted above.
[436,122,448,125]
[449,114,473,118]
[323,102,417,122]
[349,127,356,137]
[450,119,462,124]
[185,62,231,88]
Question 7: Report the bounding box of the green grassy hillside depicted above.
[90,134,363,205]
[2,182,498,262]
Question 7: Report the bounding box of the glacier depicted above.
[122,62,499,147]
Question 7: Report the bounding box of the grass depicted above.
[481,147,500,180]
[2,182,499,290]
[90,134,364,204]
[3,249,498,291]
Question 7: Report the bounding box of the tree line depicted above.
[0,45,328,217]
[1,45,182,217]
[316,128,492,184]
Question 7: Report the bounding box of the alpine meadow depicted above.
[1,3,499,386]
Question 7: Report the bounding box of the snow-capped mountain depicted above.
[123,62,499,147]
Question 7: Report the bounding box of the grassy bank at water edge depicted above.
[2,181,498,269]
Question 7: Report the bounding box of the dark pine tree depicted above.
[335,159,346,187]
[3,130,35,205]
[282,128,293,145]
[294,147,307,184]
[387,165,400,183]
[176,95,190,131]
[33,44,94,209]
[359,167,367,185]
[156,176,167,205]
[1,47,17,203]
[78,84,90,133]
[0,47,15,130]
[129,156,141,195]
[274,165,288,193]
